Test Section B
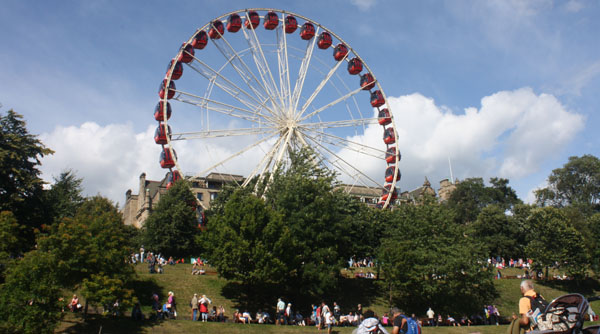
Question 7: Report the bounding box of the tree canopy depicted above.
[377,198,496,315]
[141,180,200,258]
[446,177,521,224]
[535,155,600,212]
[0,110,54,246]
[205,148,371,307]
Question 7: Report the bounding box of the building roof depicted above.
[205,172,244,183]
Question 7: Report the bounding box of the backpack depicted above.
[401,315,421,334]
[527,294,549,315]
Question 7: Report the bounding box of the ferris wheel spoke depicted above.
[303,133,384,189]
[276,24,292,113]
[208,23,281,115]
[186,60,275,117]
[263,129,294,194]
[301,128,385,160]
[192,132,279,180]
[298,55,348,117]
[173,91,273,124]
[172,128,278,140]
[300,85,364,122]
[241,14,285,112]
[243,134,285,188]
[299,118,378,129]
[291,26,320,115]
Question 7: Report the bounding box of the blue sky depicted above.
[1,0,599,205]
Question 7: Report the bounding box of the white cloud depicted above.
[40,122,163,207]
[564,0,584,13]
[39,121,280,205]
[38,88,584,205]
[557,59,600,96]
[337,87,584,194]
[351,0,377,11]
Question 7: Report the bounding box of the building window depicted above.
[197,193,203,201]
[210,192,218,200]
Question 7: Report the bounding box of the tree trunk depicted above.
[84,300,89,321]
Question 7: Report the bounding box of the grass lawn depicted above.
[56,264,600,333]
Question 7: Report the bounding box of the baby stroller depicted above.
[530,293,594,334]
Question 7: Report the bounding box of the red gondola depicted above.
[371,90,385,108]
[154,101,172,122]
[300,22,315,40]
[317,32,332,49]
[177,43,195,63]
[166,170,181,189]
[381,184,398,201]
[208,20,225,39]
[244,11,260,29]
[385,147,400,164]
[154,123,171,145]
[360,73,375,90]
[160,148,176,169]
[333,43,348,61]
[385,166,401,183]
[285,15,298,33]
[264,11,279,30]
[158,79,176,100]
[227,13,241,32]
[166,59,183,80]
[191,31,208,49]
[378,108,391,126]
[383,127,395,144]
[347,57,362,75]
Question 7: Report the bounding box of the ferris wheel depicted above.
[154,8,401,209]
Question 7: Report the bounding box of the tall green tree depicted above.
[377,198,496,316]
[205,148,370,306]
[46,170,84,222]
[37,196,137,314]
[141,180,200,258]
[535,155,600,213]
[471,205,522,259]
[0,251,62,334]
[525,207,589,279]
[0,110,53,246]
[205,189,288,285]
[446,177,521,224]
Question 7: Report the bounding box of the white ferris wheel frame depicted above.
[159,8,401,209]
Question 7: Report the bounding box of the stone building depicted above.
[122,172,244,228]
[122,171,458,227]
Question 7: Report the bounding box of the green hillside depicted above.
[56,264,600,333]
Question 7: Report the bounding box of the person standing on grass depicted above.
[190,293,199,321]
[199,294,212,322]
[276,298,285,325]
[427,307,435,326]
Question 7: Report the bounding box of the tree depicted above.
[0,251,62,334]
[535,155,600,212]
[205,148,371,306]
[471,205,522,259]
[525,207,589,279]
[205,189,288,285]
[446,177,521,224]
[377,198,496,316]
[37,196,137,314]
[0,110,54,246]
[141,180,200,258]
[46,169,84,222]
[0,211,26,282]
